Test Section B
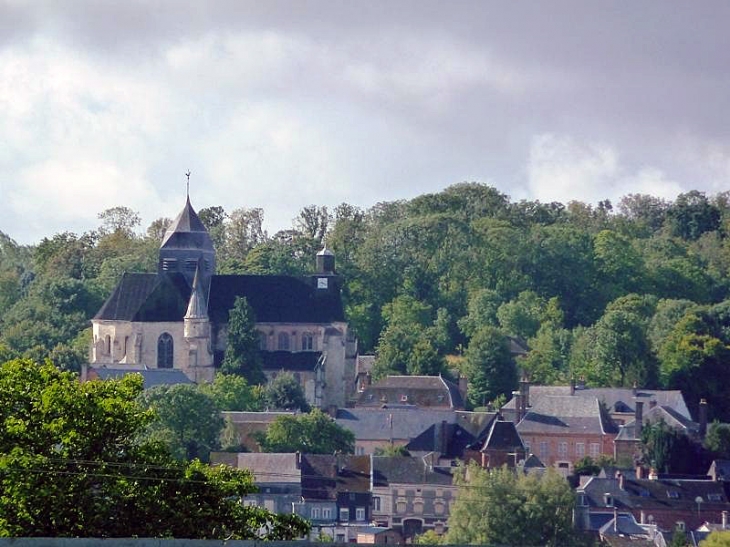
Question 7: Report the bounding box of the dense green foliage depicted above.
[255,409,355,454]
[0,359,309,539]
[264,371,311,412]
[221,296,266,384]
[445,463,574,546]
[6,185,730,416]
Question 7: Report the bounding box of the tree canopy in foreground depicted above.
[0,359,309,539]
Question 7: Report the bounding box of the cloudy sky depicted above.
[1,1,729,244]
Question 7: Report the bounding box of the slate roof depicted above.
[372,456,455,487]
[504,385,691,420]
[615,405,699,441]
[356,375,465,409]
[234,453,302,484]
[336,407,457,442]
[208,274,345,324]
[481,419,525,451]
[160,196,215,252]
[301,454,371,500]
[598,513,652,537]
[261,351,322,372]
[708,460,730,482]
[517,395,618,435]
[94,272,191,321]
[580,476,728,512]
[88,366,194,388]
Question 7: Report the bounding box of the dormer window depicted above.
[401,394,409,403]
[667,490,680,499]
[604,493,613,507]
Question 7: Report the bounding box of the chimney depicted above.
[723,510,728,530]
[640,510,646,524]
[617,471,625,491]
[699,398,708,437]
[513,391,523,423]
[570,377,575,396]
[458,374,468,400]
[636,465,644,480]
[520,375,530,409]
[635,400,644,440]
[632,381,638,396]
[577,376,585,390]
[296,451,302,469]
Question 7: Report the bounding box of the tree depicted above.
[705,421,730,459]
[0,359,310,539]
[373,445,411,457]
[199,373,263,411]
[445,463,574,547]
[221,296,266,385]
[140,384,224,462]
[641,419,701,474]
[255,409,355,454]
[264,372,310,412]
[97,206,141,238]
[701,530,730,547]
[463,326,517,408]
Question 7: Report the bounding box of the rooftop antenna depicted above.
[185,170,191,199]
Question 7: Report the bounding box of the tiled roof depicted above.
[301,454,371,500]
[517,395,617,435]
[372,456,454,487]
[88,366,194,388]
[616,405,699,441]
[336,407,457,442]
[357,375,464,409]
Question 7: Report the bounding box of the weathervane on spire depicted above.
[185,170,191,199]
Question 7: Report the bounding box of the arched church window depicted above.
[278,332,290,351]
[301,332,314,351]
[259,331,268,350]
[157,333,174,368]
[105,335,111,355]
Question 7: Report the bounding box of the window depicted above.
[356,446,365,455]
[278,332,290,350]
[589,443,600,457]
[302,332,314,351]
[161,258,177,271]
[340,508,350,522]
[105,335,111,354]
[558,442,568,458]
[157,333,173,368]
[708,493,723,501]
[539,441,549,459]
[373,497,381,511]
[676,521,685,532]
[434,502,445,515]
[396,501,407,513]
[356,507,366,521]
[259,332,268,350]
[311,507,321,519]
[322,507,332,520]
[667,490,680,499]
[414,501,424,514]
[575,443,585,458]
[523,440,531,453]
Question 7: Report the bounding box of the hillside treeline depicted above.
[2,184,730,419]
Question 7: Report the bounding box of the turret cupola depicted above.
[158,196,216,286]
[316,245,335,275]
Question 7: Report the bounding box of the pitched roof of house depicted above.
[336,407,458,442]
[372,456,455,487]
[504,385,691,420]
[94,272,191,321]
[615,405,699,441]
[87,366,194,388]
[598,513,652,538]
[708,460,730,481]
[579,476,728,512]
[300,454,371,500]
[517,395,617,435]
[481,419,525,452]
[356,375,465,409]
[233,453,303,484]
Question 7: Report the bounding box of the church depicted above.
[89,196,357,408]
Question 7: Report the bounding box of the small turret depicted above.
[184,264,213,374]
[316,245,335,274]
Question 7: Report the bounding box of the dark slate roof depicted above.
[95,272,346,324]
[336,407,457,442]
[261,351,322,372]
[521,454,546,468]
[579,476,728,512]
[372,456,454,487]
[357,375,464,409]
[89,367,194,388]
[301,455,371,500]
[160,196,214,252]
[616,406,699,441]
[233,453,303,484]
[482,419,525,451]
[599,513,651,537]
[208,274,345,324]
[517,395,618,436]
[504,385,691,420]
